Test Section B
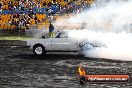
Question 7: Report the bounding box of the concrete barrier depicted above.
[0,40,27,46]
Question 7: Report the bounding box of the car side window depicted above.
[55,32,68,38]
[55,32,61,38]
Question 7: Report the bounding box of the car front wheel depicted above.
[33,44,46,55]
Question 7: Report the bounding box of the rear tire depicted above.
[33,44,46,56]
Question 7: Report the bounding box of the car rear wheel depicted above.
[33,44,46,55]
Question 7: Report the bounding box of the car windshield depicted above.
[55,31,68,38]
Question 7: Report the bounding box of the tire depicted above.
[80,43,93,51]
[33,44,46,56]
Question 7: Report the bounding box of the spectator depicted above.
[0,2,3,13]
[25,14,31,21]
[26,0,34,10]
[19,0,25,11]
[31,0,36,9]
[34,14,38,24]
[36,2,41,13]
[8,1,14,11]
[43,1,47,7]
[18,19,26,31]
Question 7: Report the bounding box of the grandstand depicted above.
[0,0,94,31]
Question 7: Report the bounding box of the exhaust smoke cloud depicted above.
[65,0,132,61]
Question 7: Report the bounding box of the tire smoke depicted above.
[67,0,132,61]
[69,30,132,61]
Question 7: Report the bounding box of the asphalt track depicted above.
[0,47,132,88]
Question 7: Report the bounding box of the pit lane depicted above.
[0,47,132,88]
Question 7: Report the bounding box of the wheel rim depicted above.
[35,47,43,55]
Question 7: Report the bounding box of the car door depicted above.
[51,31,71,51]
[41,38,52,51]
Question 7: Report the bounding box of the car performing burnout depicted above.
[26,30,106,56]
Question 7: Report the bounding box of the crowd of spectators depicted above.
[0,0,92,31]
[0,0,60,15]
[0,0,91,14]
[59,0,91,15]
[9,13,37,32]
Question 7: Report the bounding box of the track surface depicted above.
[0,47,132,88]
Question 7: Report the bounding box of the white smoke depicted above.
[67,0,132,61]
[68,0,132,32]
[69,30,132,61]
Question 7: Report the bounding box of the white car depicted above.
[26,30,105,55]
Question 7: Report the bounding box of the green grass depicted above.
[0,36,32,40]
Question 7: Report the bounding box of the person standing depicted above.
[49,22,54,38]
